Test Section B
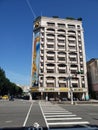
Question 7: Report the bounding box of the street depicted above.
[0,100,98,130]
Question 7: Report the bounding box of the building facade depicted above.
[31,16,89,100]
[87,58,98,99]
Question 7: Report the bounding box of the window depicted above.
[68,24,75,28]
[47,70,54,73]
[58,23,65,28]
[47,45,54,48]
[47,22,55,26]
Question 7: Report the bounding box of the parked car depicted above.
[2,95,9,100]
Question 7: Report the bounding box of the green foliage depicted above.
[77,70,84,74]
[66,17,75,20]
[66,17,82,21]
[0,67,23,96]
[77,18,82,21]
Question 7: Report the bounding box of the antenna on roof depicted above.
[26,0,36,19]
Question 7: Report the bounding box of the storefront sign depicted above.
[73,88,83,92]
[44,88,54,91]
[30,88,39,92]
[59,87,69,92]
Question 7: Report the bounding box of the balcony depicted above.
[71,80,78,84]
[40,46,44,50]
[58,54,66,58]
[68,32,76,36]
[70,67,77,71]
[40,79,43,83]
[57,37,65,40]
[70,61,78,64]
[58,47,65,51]
[80,55,83,58]
[58,66,66,70]
[47,28,55,33]
[69,49,77,52]
[47,66,55,69]
[69,55,77,58]
[47,42,54,45]
[40,53,44,56]
[47,53,55,57]
[40,66,43,69]
[47,36,55,39]
[69,43,76,46]
[68,35,76,41]
[59,80,66,83]
[46,60,55,63]
[46,80,55,83]
[40,59,43,63]
[46,47,54,51]
[82,81,85,84]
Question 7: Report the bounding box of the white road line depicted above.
[39,102,49,129]
[45,114,77,117]
[44,112,72,114]
[43,111,68,112]
[23,102,33,127]
[48,121,89,126]
[46,117,82,120]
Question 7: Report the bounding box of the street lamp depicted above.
[65,75,73,105]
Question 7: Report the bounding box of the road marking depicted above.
[39,102,49,129]
[45,114,77,117]
[46,117,82,120]
[5,120,12,123]
[40,101,90,129]
[23,102,33,127]
[44,112,72,114]
[44,110,68,112]
[48,121,89,126]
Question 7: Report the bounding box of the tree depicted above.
[0,67,23,96]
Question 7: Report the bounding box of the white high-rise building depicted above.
[31,16,89,100]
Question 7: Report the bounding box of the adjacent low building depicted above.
[87,58,98,99]
[30,16,89,100]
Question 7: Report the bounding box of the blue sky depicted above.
[0,0,98,86]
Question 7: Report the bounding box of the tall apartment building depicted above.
[87,58,98,99]
[31,16,89,100]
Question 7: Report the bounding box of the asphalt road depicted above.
[0,99,98,130]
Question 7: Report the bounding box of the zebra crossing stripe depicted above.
[43,110,68,112]
[45,114,77,117]
[46,117,82,120]
[44,112,72,114]
[48,121,89,125]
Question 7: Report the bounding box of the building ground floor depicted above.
[31,91,89,101]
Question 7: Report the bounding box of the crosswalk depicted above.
[39,101,93,130]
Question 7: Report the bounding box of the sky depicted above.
[0,0,98,86]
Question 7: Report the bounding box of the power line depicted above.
[26,0,36,19]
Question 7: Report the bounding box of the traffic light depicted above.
[77,71,84,74]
